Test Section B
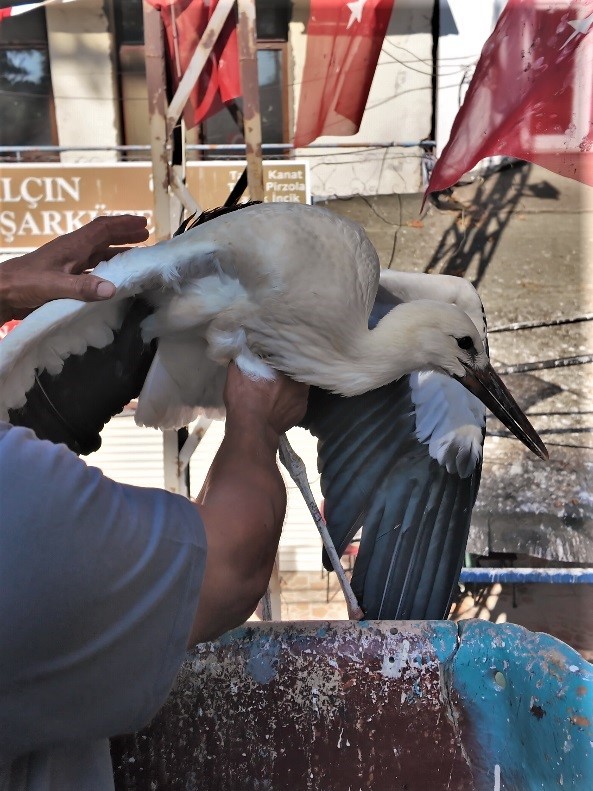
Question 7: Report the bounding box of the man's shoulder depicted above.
[0,420,14,438]
[0,422,44,470]
[1,736,116,790]
[0,421,45,445]
[0,421,73,476]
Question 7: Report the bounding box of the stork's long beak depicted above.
[457,363,549,460]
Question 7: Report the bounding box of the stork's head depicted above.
[405,301,488,380]
[398,301,548,461]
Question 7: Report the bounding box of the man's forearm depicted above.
[188,418,286,644]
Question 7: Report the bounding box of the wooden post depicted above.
[259,559,282,620]
[237,0,276,615]
[142,0,267,505]
[143,0,171,241]
[237,0,264,200]
[143,1,190,495]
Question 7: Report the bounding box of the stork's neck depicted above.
[380,270,486,340]
[321,309,427,397]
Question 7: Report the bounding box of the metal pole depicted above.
[0,140,435,154]
[460,567,593,584]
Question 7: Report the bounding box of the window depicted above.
[0,8,57,154]
[112,0,291,159]
[256,0,290,40]
[112,0,148,158]
[113,0,144,46]
[199,0,290,156]
[199,44,289,155]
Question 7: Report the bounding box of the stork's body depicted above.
[0,204,496,425]
[0,202,547,620]
[134,203,380,426]
[306,270,487,618]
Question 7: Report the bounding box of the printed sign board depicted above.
[0,161,310,252]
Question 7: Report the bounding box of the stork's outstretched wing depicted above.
[3,203,487,621]
[302,282,485,620]
[7,299,156,454]
[0,204,260,436]
[304,380,482,619]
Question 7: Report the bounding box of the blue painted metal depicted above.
[452,620,593,790]
[460,567,593,584]
[111,620,593,790]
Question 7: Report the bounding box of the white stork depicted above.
[0,202,547,620]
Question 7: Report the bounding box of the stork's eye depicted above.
[456,336,473,351]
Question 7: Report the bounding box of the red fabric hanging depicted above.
[294,0,394,147]
[146,0,241,128]
[428,0,593,194]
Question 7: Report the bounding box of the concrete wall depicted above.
[290,0,434,198]
[451,579,593,662]
[45,0,121,162]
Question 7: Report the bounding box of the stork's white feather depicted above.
[0,203,494,434]
[379,270,487,340]
[135,350,203,429]
[410,371,485,478]
[135,335,228,428]
[378,268,487,476]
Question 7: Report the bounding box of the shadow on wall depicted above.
[450,577,593,662]
[426,162,561,287]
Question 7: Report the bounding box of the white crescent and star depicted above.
[346,0,367,30]
[561,12,593,49]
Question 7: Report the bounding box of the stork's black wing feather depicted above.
[174,200,262,234]
[7,203,261,455]
[8,299,156,455]
[303,379,481,620]
[302,286,482,620]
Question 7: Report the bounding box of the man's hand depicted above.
[223,362,310,439]
[0,214,149,323]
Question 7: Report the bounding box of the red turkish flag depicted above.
[0,321,19,339]
[294,0,394,147]
[428,0,593,195]
[0,2,74,20]
[146,0,241,128]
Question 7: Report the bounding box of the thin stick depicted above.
[489,314,593,333]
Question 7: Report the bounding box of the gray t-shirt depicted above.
[0,422,207,789]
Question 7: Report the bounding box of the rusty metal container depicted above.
[111,619,592,790]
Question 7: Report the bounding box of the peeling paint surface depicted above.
[111,621,592,790]
[451,621,593,791]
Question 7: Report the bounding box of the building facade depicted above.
[0,0,503,573]
[0,0,504,196]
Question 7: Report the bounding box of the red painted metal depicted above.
[110,620,593,790]
[111,621,470,789]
